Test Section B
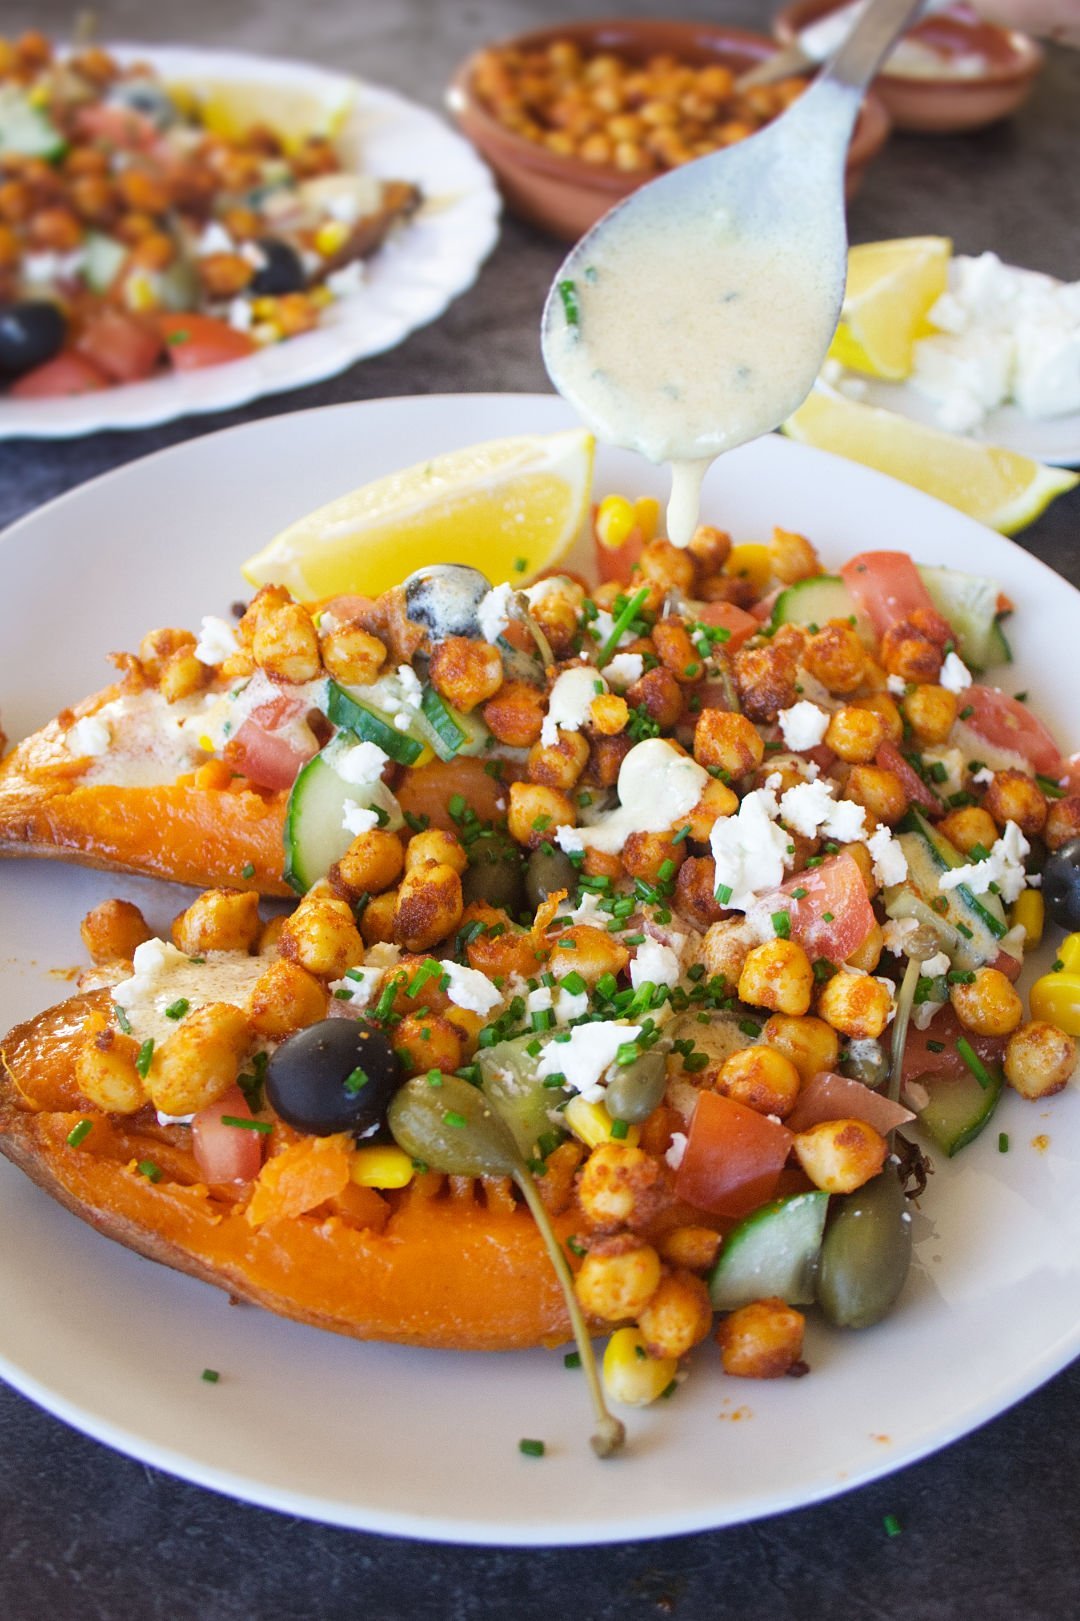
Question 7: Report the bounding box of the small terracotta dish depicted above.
[447,18,890,242]
[774,1,1044,133]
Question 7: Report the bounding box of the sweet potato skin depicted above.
[0,992,579,1351]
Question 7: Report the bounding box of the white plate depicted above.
[1,394,1078,1545]
[0,46,499,440]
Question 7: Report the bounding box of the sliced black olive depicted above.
[250,238,306,296]
[1042,838,1080,931]
[106,78,177,129]
[0,301,65,379]
[265,1018,403,1138]
[404,564,492,639]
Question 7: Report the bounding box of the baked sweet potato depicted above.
[0,990,581,1351]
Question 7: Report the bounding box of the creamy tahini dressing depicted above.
[545,83,850,544]
[556,738,708,855]
[112,939,267,1050]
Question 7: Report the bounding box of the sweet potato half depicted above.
[0,990,582,1352]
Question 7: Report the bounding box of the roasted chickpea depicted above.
[733,642,798,723]
[172,888,261,956]
[687,524,731,575]
[252,602,321,684]
[464,903,547,979]
[548,925,629,984]
[637,1269,714,1359]
[902,683,958,746]
[825,705,887,765]
[1045,796,1080,852]
[527,730,590,789]
[626,665,683,729]
[279,897,365,979]
[938,804,1000,856]
[700,918,757,985]
[575,1240,663,1322]
[75,1018,146,1114]
[429,636,504,714]
[586,692,627,736]
[138,626,196,681]
[360,889,398,946]
[847,921,884,973]
[483,680,546,747]
[80,898,152,965]
[637,537,695,595]
[693,708,764,777]
[793,1117,887,1194]
[319,620,386,686]
[656,1224,722,1273]
[651,619,701,684]
[982,769,1047,837]
[716,1045,801,1118]
[844,765,908,826]
[394,1013,464,1076]
[335,829,406,895]
[159,646,209,702]
[247,958,329,1038]
[507,782,577,850]
[716,1298,805,1378]
[258,915,287,957]
[622,829,685,884]
[404,827,466,876]
[879,619,943,684]
[768,526,820,584]
[149,1002,253,1118]
[675,855,726,929]
[816,970,893,1039]
[949,966,1023,1037]
[738,938,814,1016]
[685,777,739,842]
[583,731,634,788]
[198,250,254,298]
[1004,1021,1077,1099]
[577,1141,667,1231]
[803,621,865,695]
[850,691,903,743]
[392,862,464,953]
[760,1013,839,1084]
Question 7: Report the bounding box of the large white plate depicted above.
[1,394,1078,1545]
[0,46,499,440]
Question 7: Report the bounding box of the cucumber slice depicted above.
[283,738,403,894]
[0,87,65,160]
[327,681,423,765]
[768,576,873,644]
[885,807,1014,972]
[708,1190,829,1310]
[917,565,1011,672]
[479,1034,564,1161]
[418,686,469,761]
[82,233,128,294]
[915,1065,1003,1156]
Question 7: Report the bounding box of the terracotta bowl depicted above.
[774,1,1044,133]
[447,18,890,242]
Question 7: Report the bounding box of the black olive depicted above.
[0,301,65,379]
[250,238,306,296]
[1042,838,1080,931]
[404,564,492,638]
[266,1018,403,1138]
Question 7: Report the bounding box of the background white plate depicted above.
[1,394,1078,1545]
[0,46,499,440]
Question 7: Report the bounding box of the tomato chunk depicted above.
[9,352,110,398]
[192,1085,264,1184]
[876,739,942,816]
[225,695,320,792]
[675,1091,792,1218]
[784,1071,915,1136]
[901,1006,1005,1086]
[764,852,876,965]
[692,599,759,651]
[156,313,257,370]
[959,685,1062,775]
[77,310,163,382]
[841,550,940,637]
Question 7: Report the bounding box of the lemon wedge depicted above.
[168,78,356,152]
[828,237,952,381]
[242,429,596,599]
[783,385,1078,533]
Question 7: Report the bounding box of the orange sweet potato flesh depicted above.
[0,992,581,1351]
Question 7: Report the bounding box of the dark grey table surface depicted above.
[2,2,1079,1616]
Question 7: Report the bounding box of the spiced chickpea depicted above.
[717,1298,805,1378]
[816,970,893,1039]
[548,925,629,984]
[335,829,406,895]
[75,1017,147,1114]
[880,619,943,684]
[793,1118,887,1194]
[483,681,546,747]
[574,1240,662,1322]
[150,1003,254,1118]
[360,890,398,946]
[733,643,798,723]
[626,665,683,729]
[507,782,576,850]
[652,619,702,684]
[172,888,260,955]
[394,1013,464,1077]
[279,897,365,979]
[685,777,739,842]
[656,1225,721,1273]
[901,683,958,746]
[393,863,463,953]
[760,1013,839,1083]
[28,205,82,251]
[982,770,1047,837]
[738,938,814,1017]
[1005,1022,1077,1099]
[404,827,466,876]
[687,524,731,575]
[637,1270,713,1360]
[252,602,321,684]
[844,765,909,826]
[622,829,685,884]
[248,959,328,1038]
[768,526,820,584]
[803,621,866,694]
[700,918,758,985]
[159,646,209,702]
[319,621,387,686]
[949,967,1023,1037]
[589,693,629,735]
[464,905,547,980]
[577,1141,667,1231]
[80,898,152,965]
[138,626,196,681]
[938,805,1000,856]
[693,708,764,777]
[850,691,903,743]
[198,251,254,298]
[716,1045,801,1118]
[584,732,634,788]
[1045,795,1080,851]
[825,705,887,765]
[429,636,504,714]
[637,538,696,595]
[527,730,590,790]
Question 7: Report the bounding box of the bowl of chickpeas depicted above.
[447,18,891,240]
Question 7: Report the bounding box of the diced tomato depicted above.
[876,739,942,815]
[959,685,1062,775]
[77,310,164,382]
[693,599,758,651]
[901,1006,1005,1086]
[784,1071,915,1136]
[674,1091,792,1219]
[751,587,782,624]
[593,522,643,585]
[841,550,941,637]
[192,1085,264,1184]
[73,103,159,150]
[992,948,1022,983]
[764,852,876,964]
[225,695,320,792]
[320,594,378,624]
[9,352,110,398]
[1058,756,1080,796]
[156,313,257,371]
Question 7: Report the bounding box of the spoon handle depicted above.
[819,0,930,94]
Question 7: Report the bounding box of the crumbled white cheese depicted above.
[114,938,187,1007]
[867,825,908,888]
[197,221,235,256]
[630,938,682,990]
[193,614,240,667]
[328,964,384,1010]
[589,608,635,654]
[604,652,644,691]
[940,651,973,694]
[882,917,919,956]
[227,296,253,333]
[536,1021,642,1103]
[542,665,606,748]
[439,960,502,1017]
[568,890,606,927]
[970,766,995,786]
[337,739,390,785]
[778,779,866,844]
[555,825,586,855]
[66,713,111,757]
[665,1132,688,1171]
[526,984,588,1023]
[341,800,380,836]
[777,700,829,753]
[887,674,908,697]
[921,952,951,979]
[709,778,792,912]
[325,260,365,299]
[239,241,268,271]
[938,819,1030,905]
[396,664,423,709]
[477,582,515,645]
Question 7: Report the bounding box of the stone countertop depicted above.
[2,2,1079,1615]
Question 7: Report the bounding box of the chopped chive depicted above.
[791,887,807,900]
[519,1438,546,1457]
[959,705,974,720]
[563,1350,581,1369]
[220,1115,273,1133]
[443,1110,468,1128]
[566,1234,586,1257]
[344,1067,370,1094]
[947,969,975,984]
[998,1132,1009,1153]
[771,909,791,939]
[927,1039,945,1053]
[164,997,190,1021]
[513,556,528,573]
[66,1118,93,1148]
[112,1003,132,1035]
[136,1159,161,1182]
[883,1514,902,1538]
[660,1380,678,1400]
[822,912,834,923]
[557,278,579,327]
[715,882,733,905]
[134,1038,154,1079]
[956,1036,994,1090]
[738,1019,762,1038]
[683,1052,709,1073]
[597,586,650,668]
[427,1069,443,1087]
[956,922,973,939]
[201,1368,220,1384]
[240,861,255,879]
[610,1119,629,1140]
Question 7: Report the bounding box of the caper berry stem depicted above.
[518,603,555,672]
[513,1163,626,1459]
[888,954,922,1108]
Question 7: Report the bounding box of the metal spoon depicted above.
[541,0,927,544]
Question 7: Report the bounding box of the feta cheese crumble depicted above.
[940,651,973,694]
[337,740,390,785]
[341,801,380,836]
[665,1132,688,1171]
[604,652,645,691]
[440,960,503,1017]
[477,582,515,645]
[536,1022,642,1103]
[709,779,792,911]
[630,938,682,990]
[193,615,240,667]
[867,825,908,888]
[920,952,951,979]
[938,819,1030,905]
[777,700,830,752]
